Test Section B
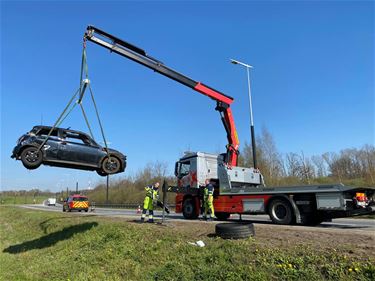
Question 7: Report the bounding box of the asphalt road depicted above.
[20,204,375,233]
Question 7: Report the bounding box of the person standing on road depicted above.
[203,179,215,220]
[141,182,160,223]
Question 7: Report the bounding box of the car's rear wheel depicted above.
[20,147,43,169]
[101,156,121,175]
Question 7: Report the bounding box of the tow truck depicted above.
[84,26,374,225]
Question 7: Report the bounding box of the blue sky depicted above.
[1,1,374,191]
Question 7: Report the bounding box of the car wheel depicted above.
[85,209,88,212]
[268,199,294,225]
[20,147,43,169]
[215,223,255,239]
[101,156,121,174]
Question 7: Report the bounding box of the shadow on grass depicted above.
[3,222,98,254]
[39,216,97,234]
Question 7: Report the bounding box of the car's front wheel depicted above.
[20,147,43,169]
[101,156,121,175]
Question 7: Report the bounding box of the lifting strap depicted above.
[79,42,111,157]
[38,40,111,161]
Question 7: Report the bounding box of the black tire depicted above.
[215,212,231,221]
[182,198,198,219]
[101,156,121,175]
[20,147,43,169]
[216,223,255,239]
[268,199,294,225]
[85,209,88,212]
[78,210,81,212]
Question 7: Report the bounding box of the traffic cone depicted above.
[136,205,141,214]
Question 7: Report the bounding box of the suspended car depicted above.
[11,126,126,176]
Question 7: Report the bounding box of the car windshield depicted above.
[73,197,88,202]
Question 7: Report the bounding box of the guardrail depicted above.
[90,203,176,209]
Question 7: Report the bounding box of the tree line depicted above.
[239,128,375,187]
[87,128,374,204]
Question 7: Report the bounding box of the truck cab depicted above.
[174,151,263,190]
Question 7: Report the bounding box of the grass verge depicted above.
[0,206,374,281]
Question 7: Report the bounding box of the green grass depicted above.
[0,206,374,281]
[0,195,50,205]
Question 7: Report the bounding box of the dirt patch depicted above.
[147,220,375,259]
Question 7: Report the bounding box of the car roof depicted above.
[32,125,92,139]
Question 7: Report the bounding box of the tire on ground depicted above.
[215,223,255,239]
[20,147,43,169]
[268,198,294,225]
[182,197,198,219]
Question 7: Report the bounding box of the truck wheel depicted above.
[85,209,88,212]
[215,212,231,221]
[268,199,294,225]
[216,223,255,239]
[20,147,43,169]
[182,198,198,219]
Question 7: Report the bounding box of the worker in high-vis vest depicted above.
[141,182,160,223]
[203,179,215,220]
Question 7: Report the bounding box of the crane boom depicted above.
[84,25,240,166]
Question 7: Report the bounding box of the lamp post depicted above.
[230,59,257,169]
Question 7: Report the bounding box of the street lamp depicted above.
[230,59,257,169]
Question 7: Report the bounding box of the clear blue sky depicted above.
[1,1,374,191]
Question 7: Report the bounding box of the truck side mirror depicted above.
[174,162,179,177]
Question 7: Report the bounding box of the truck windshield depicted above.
[179,162,190,177]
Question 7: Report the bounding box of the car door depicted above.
[58,132,102,167]
[36,128,61,160]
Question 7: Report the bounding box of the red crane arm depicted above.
[85,26,240,166]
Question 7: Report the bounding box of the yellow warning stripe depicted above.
[72,202,88,208]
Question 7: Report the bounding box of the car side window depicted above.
[37,128,60,141]
[63,132,91,146]
[65,136,86,145]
